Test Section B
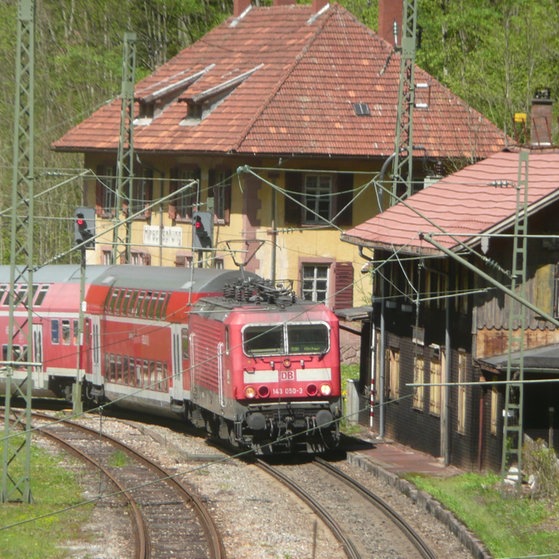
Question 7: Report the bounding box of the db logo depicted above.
[279,370,295,381]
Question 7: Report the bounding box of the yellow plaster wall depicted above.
[82,154,374,306]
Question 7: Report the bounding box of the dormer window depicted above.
[134,65,214,125]
[180,64,263,125]
[136,101,155,125]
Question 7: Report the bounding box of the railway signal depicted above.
[74,207,95,249]
[192,211,213,249]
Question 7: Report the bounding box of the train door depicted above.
[217,342,225,409]
[189,332,197,398]
[32,324,45,388]
[171,325,189,401]
[90,316,102,385]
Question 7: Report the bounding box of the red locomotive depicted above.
[188,279,342,452]
[0,265,341,453]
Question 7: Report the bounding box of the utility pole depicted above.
[391,0,418,205]
[1,0,35,504]
[112,32,136,264]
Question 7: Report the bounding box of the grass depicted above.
[408,472,559,558]
[109,449,129,468]
[340,364,559,558]
[341,363,360,388]
[340,364,361,435]
[0,437,92,559]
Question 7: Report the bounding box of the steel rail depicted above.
[29,413,149,558]
[255,457,361,559]
[32,412,226,559]
[315,456,437,559]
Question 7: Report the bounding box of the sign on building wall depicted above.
[143,225,183,247]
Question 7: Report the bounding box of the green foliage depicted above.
[523,438,559,499]
[2,0,559,264]
[341,363,360,384]
[415,0,559,133]
[409,472,559,557]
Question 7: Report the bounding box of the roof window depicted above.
[353,102,371,116]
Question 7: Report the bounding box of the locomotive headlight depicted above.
[319,384,332,396]
[245,386,257,399]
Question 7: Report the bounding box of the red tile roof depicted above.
[341,149,559,255]
[53,3,506,158]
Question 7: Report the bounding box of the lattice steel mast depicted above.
[1,0,36,503]
[501,150,529,483]
[391,0,418,205]
[112,32,137,264]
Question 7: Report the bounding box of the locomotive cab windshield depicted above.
[242,322,329,357]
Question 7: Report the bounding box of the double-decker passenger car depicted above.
[0,265,109,398]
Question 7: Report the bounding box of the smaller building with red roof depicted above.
[342,146,559,470]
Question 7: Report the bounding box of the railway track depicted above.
[12,411,226,559]
[256,456,438,559]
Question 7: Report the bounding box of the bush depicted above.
[523,438,559,500]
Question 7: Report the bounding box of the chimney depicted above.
[531,88,553,147]
[233,0,251,17]
[378,0,403,47]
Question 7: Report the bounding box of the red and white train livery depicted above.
[0,265,342,453]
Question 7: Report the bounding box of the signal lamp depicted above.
[245,386,256,399]
[73,207,95,249]
[192,211,213,249]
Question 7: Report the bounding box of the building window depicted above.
[130,251,151,266]
[102,250,112,265]
[170,167,200,220]
[425,265,448,309]
[386,347,400,400]
[553,264,559,318]
[211,170,232,222]
[490,383,498,435]
[454,268,469,314]
[284,172,352,228]
[130,169,153,216]
[304,174,332,223]
[175,254,194,268]
[457,350,467,434]
[97,165,117,215]
[429,353,442,416]
[412,354,424,410]
[302,264,329,303]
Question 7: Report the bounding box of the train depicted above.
[0,265,342,453]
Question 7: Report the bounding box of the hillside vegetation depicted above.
[1,0,558,262]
